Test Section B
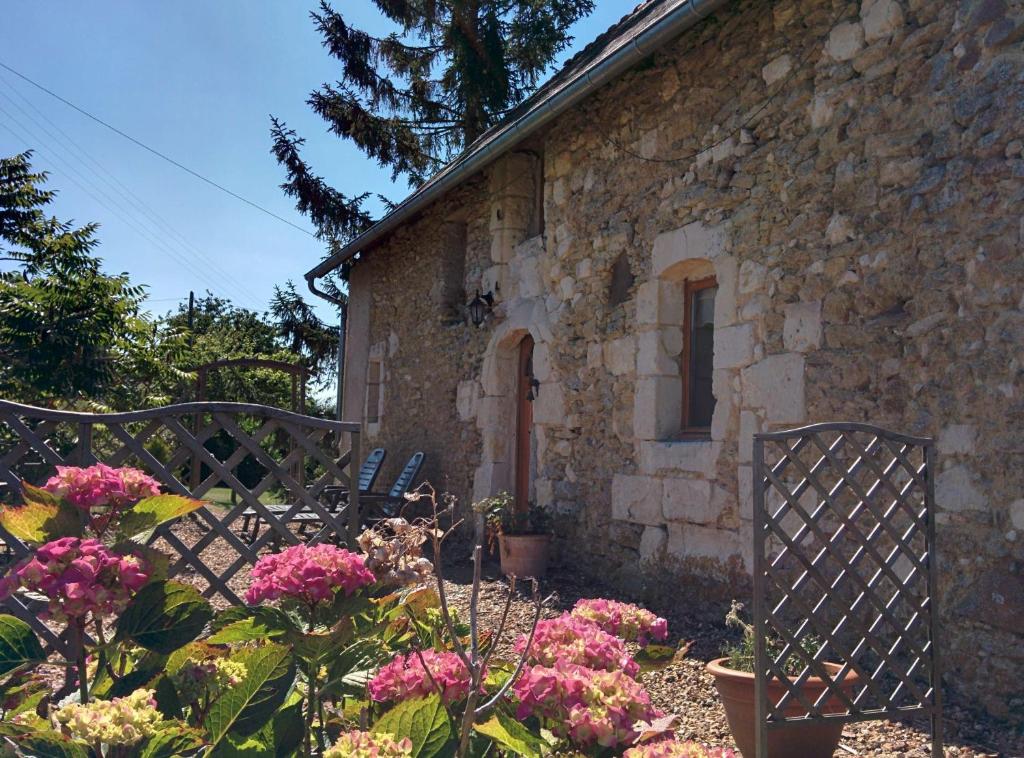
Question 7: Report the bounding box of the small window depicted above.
[440,222,468,322]
[366,359,383,424]
[682,276,717,432]
[528,153,544,237]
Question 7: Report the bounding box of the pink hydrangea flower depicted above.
[624,740,738,757]
[0,537,149,622]
[244,544,375,606]
[514,613,640,677]
[369,650,475,705]
[571,598,669,645]
[513,661,662,749]
[44,464,161,511]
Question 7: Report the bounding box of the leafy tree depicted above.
[0,152,169,407]
[161,293,296,408]
[270,280,339,383]
[271,0,594,243]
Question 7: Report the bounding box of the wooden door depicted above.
[514,335,535,514]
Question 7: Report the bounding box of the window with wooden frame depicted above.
[365,359,383,425]
[681,276,717,434]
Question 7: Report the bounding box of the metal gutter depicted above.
[305,276,347,422]
[304,0,728,282]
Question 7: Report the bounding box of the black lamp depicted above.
[467,284,498,327]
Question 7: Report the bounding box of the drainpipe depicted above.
[305,273,346,422]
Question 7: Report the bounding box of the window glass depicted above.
[686,281,717,429]
[366,360,382,424]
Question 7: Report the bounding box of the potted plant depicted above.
[706,602,860,758]
[473,491,551,578]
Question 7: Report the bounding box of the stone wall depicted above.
[342,0,1024,720]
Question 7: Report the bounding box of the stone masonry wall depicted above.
[345,0,1024,720]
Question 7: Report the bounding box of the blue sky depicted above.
[0,1,627,321]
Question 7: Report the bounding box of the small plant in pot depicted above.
[706,601,861,758]
[473,491,551,578]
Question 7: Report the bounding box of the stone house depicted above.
[304,0,1024,719]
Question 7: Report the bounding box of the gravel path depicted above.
[442,562,1022,758]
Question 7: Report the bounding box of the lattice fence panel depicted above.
[752,422,942,758]
[0,400,361,630]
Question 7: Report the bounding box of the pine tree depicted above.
[272,0,594,244]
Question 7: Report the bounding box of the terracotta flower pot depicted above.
[498,533,550,578]
[706,658,860,758]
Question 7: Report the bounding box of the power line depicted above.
[0,74,265,306]
[0,108,238,302]
[0,59,316,239]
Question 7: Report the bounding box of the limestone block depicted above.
[783,301,823,352]
[938,424,977,456]
[535,478,553,508]
[826,214,854,245]
[636,281,685,327]
[667,523,745,561]
[640,525,668,561]
[604,335,636,376]
[936,465,985,512]
[739,411,760,464]
[737,465,753,521]
[713,256,738,326]
[1011,499,1024,531]
[638,440,717,477]
[637,329,682,376]
[827,22,865,61]
[575,258,593,279]
[809,95,834,129]
[861,0,904,43]
[653,221,727,278]
[456,380,479,422]
[516,255,543,299]
[532,382,566,425]
[738,260,767,294]
[586,342,603,368]
[476,395,511,432]
[482,426,511,463]
[611,474,663,525]
[714,323,754,368]
[532,342,553,382]
[710,382,735,442]
[662,477,715,523]
[762,54,793,87]
[634,376,682,440]
[741,353,806,424]
[472,461,510,502]
[558,275,575,301]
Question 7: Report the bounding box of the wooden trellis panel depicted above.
[0,400,362,640]
[752,422,942,758]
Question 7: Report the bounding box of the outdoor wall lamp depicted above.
[467,282,500,327]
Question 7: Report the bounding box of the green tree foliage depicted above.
[0,152,171,408]
[271,0,594,243]
[270,281,340,382]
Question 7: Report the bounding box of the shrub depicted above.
[0,472,729,757]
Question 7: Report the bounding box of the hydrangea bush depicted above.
[0,473,735,757]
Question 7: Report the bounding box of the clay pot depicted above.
[706,658,860,758]
[498,533,550,578]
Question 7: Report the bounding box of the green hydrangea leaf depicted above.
[203,643,296,747]
[373,694,452,758]
[0,614,46,679]
[117,494,205,540]
[115,581,214,654]
[0,490,81,544]
[473,711,545,758]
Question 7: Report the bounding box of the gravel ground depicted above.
[11,517,1022,756]
[442,561,1023,758]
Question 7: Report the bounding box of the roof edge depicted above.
[306,0,729,283]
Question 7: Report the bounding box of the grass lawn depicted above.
[201,486,282,509]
